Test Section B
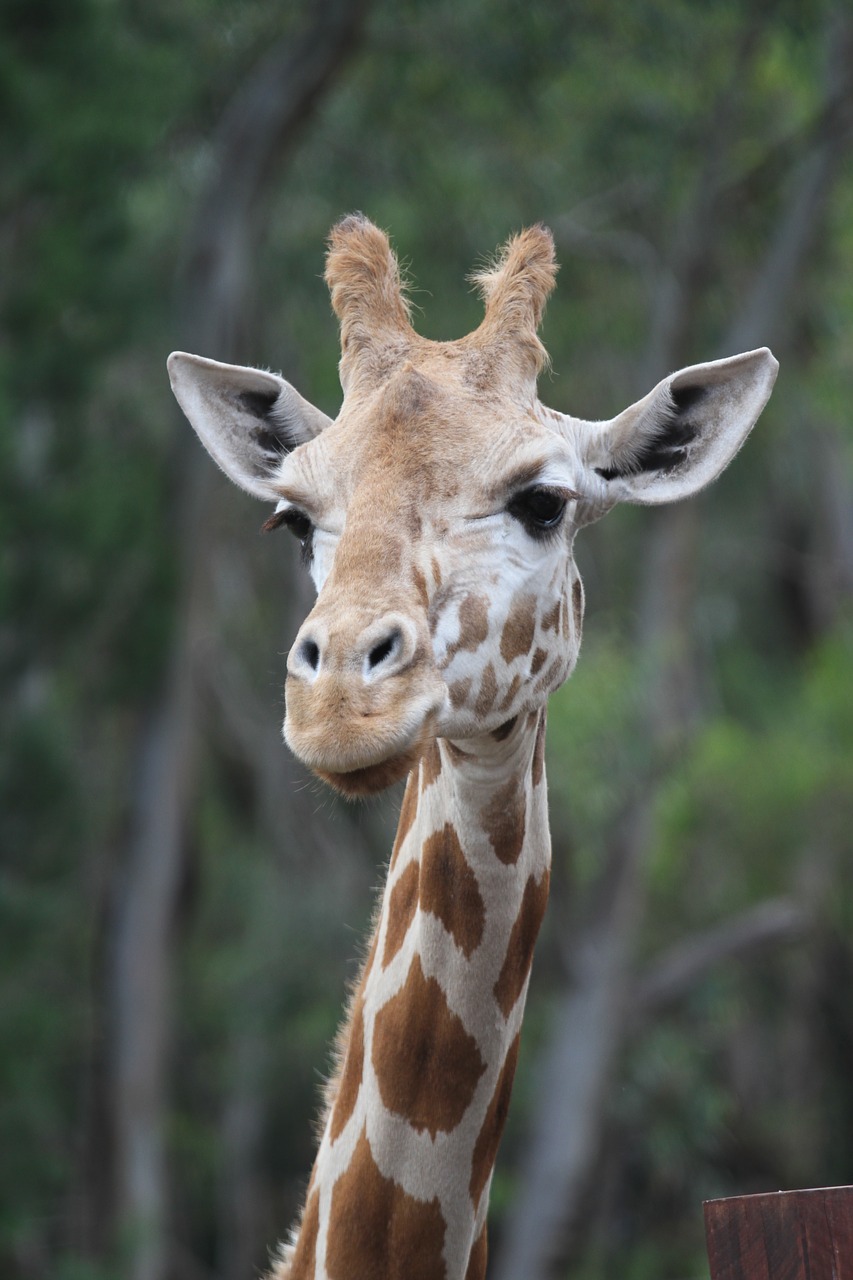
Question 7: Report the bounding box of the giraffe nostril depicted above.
[368,628,402,671]
[299,638,321,673]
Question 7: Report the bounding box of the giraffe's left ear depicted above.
[168,352,332,500]
[575,348,778,507]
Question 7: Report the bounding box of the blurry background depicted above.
[2,1,852,1278]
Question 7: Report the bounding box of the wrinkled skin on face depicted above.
[168,215,778,796]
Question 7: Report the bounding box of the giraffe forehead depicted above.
[346,371,498,484]
[307,365,563,516]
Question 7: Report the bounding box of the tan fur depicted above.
[469,224,557,380]
[325,214,416,395]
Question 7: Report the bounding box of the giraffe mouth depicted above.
[284,680,441,797]
[314,742,425,797]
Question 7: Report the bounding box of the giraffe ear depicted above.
[577,348,778,507]
[168,352,332,500]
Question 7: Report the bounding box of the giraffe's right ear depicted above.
[167,352,332,500]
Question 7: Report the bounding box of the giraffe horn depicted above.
[325,214,414,352]
[471,225,558,374]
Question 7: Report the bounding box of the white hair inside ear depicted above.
[543,348,777,521]
[167,351,333,500]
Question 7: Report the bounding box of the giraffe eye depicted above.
[262,506,312,540]
[261,506,314,565]
[507,486,567,537]
[280,508,312,543]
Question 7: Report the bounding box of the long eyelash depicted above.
[261,508,314,568]
[261,509,291,533]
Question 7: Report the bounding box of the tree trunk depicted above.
[104,7,368,1279]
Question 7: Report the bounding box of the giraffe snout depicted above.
[283,609,445,794]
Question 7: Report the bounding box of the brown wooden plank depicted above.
[704,1186,853,1280]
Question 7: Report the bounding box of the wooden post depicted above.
[704,1186,853,1280]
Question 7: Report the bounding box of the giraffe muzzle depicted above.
[284,611,445,795]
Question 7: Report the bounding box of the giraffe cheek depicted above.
[500,593,537,664]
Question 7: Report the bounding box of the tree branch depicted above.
[631,897,810,1028]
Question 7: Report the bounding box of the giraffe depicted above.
[168,214,777,1280]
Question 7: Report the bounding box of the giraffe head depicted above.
[169,215,777,796]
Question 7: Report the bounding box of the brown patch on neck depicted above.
[390,771,419,869]
[325,1128,447,1280]
[383,861,420,968]
[320,924,378,1160]
[500,593,537,664]
[420,823,485,958]
[372,955,486,1138]
[329,995,365,1141]
[465,1225,489,1280]
[469,1034,521,1210]
[481,778,526,865]
[288,1188,320,1279]
[493,870,550,1018]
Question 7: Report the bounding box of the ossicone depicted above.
[325,214,414,343]
[470,224,558,362]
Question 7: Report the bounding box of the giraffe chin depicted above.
[287,702,440,798]
[313,743,423,798]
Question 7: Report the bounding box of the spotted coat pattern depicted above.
[276,714,550,1280]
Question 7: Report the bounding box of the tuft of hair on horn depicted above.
[470,225,558,346]
[325,213,413,339]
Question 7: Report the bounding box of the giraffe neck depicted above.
[283,710,551,1280]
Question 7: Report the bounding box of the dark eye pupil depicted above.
[508,486,566,532]
[525,489,562,522]
[283,509,311,543]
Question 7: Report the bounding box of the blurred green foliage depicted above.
[1,1,851,1278]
